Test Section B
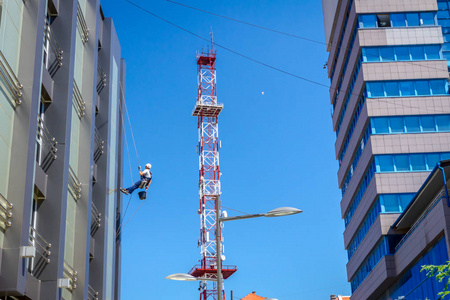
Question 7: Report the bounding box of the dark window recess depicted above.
[377,14,391,27]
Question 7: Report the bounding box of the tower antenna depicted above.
[189,34,236,300]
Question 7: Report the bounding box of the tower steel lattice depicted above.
[189,36,236,300]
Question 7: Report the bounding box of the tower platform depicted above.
[192,103,223,117]
[189,264,237,280]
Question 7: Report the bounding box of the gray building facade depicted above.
[323,0,450,299]
[0,0,125,299]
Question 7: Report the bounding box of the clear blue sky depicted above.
[101,0,351,299]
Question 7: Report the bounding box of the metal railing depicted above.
[0,192,13,228]
[44,19,63,76]
[63,260,78,290]
[68,166,82,200]
[395,190,446,252]
[94,128,104,163]
[72,81,86,118]
[77,3,89,44]
[0,50,22,106]
[90,202,101,236]
[37,115,58,160]
[88,285,99,300]
[97,63,106,94]
[29,225,51,264]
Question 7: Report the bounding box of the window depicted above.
[399,81,415,96]
[410,46,425,60]
[410,154,427,170]
[367,80,448,98]
[436,115,450,131]
[424,45,441,59]
[391,13,406,26]
[421,116,436,132]
[396,46,410,61]
[405,116,420,132]
[421,12,436,25]
[360,14,377,28]
[368,82,385,97]
[406,13,420,26]
[380,47,395,61]
[372,118,389,134]
[364,48,380,62]
[377,14,391,27]
[385,81,400,96]
[377,155,395,172]
[390,117,404,133]
[394,155,410,171]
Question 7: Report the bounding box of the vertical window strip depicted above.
[333,25,360,114]
[338,92,367,165]
[335,55,363,137]
[330,0,355,83]
[344,160,376,226]
[351,238,390,293]
[341,125,371,195]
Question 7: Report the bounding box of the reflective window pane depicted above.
[424,45,441,60]
[426,153,440,169]
[406,13,420,26]
[391,14,406,27]
[380,47,395,62]
[383,194,400,212]
[372,118,389,134]
[405,116,421,132]
[400,81,415,96]
[420,12,435,26]
[436,115,450,131]
[410,154,427,171]
[395,155,410,171]
[385,81,400,96]
[368,82,384,97]
[390,117,404,133]
[431,80,446,95]
[415,80,430,95]
[421,116,436,132]
[441,152,450,160]
[395,46,410,61]
[411,46,425,60]
[364,48,380,62]
[360,15,377,28]
[377,155,395,172]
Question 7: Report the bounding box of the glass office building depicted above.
[0,0,125,299]
[322,0,450,298]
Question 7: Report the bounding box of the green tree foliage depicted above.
[421,261,450,299]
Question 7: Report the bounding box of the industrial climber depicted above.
[120,163,152,195]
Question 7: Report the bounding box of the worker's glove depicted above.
[138,166,141,171]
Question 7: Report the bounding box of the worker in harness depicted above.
[120,163,152,195]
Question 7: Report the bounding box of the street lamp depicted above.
[215,196,301,300]
[166,197,302,300]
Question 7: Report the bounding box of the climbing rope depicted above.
[115,81,149,238]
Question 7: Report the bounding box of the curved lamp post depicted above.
[167,203,302,300]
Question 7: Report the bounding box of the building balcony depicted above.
[73,81,86,118]
[77,3,89,44]
[97,62,106,94]
[44,18,63,77]
[68,166,82,200]
[0,192,13,229]
[28,225,51,275]
[90,202,101,237]
[0,50,22,106]
[94,127,104,163]
[37,115,58,171]
[63,260,78,290]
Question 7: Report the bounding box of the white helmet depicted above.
[145,163,152,169]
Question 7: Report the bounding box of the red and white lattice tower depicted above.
[189,35,236,300]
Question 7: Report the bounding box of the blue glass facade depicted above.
[378,237,448,300]
[437,0,450,65]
